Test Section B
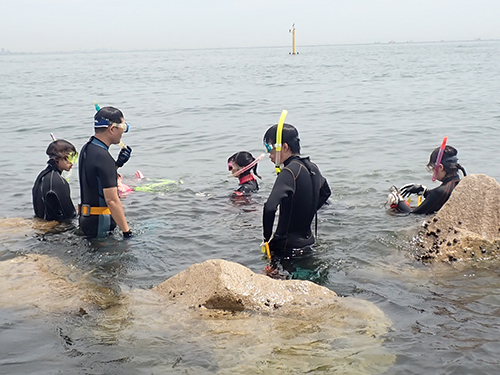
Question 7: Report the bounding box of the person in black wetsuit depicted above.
[262,123,331,259]
[227,151,261,197]
[32,140,77,222]
[78,106,133,238]
[391,145,467,214]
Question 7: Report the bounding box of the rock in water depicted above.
[0,254,395,374]
[416,174,500,263]
[154,258,339,314]
[150,259,395,373]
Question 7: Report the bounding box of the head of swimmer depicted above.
[228,151,261,178]
[94,106,128,145]
[426,145,467,180]
[263,123,301,164]
[46,140,77,172]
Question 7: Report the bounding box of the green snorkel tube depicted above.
[274,110,288,175]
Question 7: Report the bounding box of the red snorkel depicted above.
[432,136,448,182]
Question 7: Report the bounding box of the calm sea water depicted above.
[1,41,500,374]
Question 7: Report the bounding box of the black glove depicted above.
[123,230,133,238]
[399,183,427,198]
[116,146,132,168]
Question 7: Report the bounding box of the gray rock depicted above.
[416,174,500,263]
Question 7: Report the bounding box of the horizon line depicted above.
[1,38,498,56]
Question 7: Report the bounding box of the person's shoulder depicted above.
[34,165,50,179]
[50,170,69,185]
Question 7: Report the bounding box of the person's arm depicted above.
[103,187,130,233]
[45,172,76,221]
[317,176,331,209]
[57,177,76,219]
[409,188,443,214]
[262,169,294,241]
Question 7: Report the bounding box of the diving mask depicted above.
[65,151,78,164]
[94,117,130,133]
[115,122,130,133]
[264,142,276,153]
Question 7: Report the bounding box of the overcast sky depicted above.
[1,0,499,53]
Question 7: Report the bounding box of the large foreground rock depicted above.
[416,174,500,263]
[153,258,340,315]
[0,254,395,374]
[148,258,394,373]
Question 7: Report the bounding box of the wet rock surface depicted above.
[153,258,341,315]
[1,255,395,374]
[416,174,500,263]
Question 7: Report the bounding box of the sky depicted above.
[1,0,499,53]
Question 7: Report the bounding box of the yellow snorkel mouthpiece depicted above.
[261,241,271,259]
[275,110,288,175]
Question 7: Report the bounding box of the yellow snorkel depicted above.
[260,110,288,260]
[274,110,288,175]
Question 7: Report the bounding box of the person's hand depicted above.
[116,146,132,168]
[399,183,427,198]
[386,191,401,208]
[123,230,133,238]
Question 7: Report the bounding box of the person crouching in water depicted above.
[227,151,262,197]
[391,145,467,214]
[32,140,77,222]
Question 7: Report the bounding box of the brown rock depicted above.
[0,254,395,373]
[416,174,500,263]
[153,258,339,316]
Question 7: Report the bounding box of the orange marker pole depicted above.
[289,24,297,55]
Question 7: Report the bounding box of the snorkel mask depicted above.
[229,154,265,178]
[48,134,78,163]
[93,102,130,133]
[65,151,79,164]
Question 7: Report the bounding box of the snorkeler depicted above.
[32,139,77,222]
[389,144,467,214]
[78,106,133,238]
[262,122,331,258]
[227,151,263,197]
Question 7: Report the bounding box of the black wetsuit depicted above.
[32,159,76,222]
[398,175,460,214]
[232,174,258,197]
[263,155,331,256]
[78,136,118,237]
